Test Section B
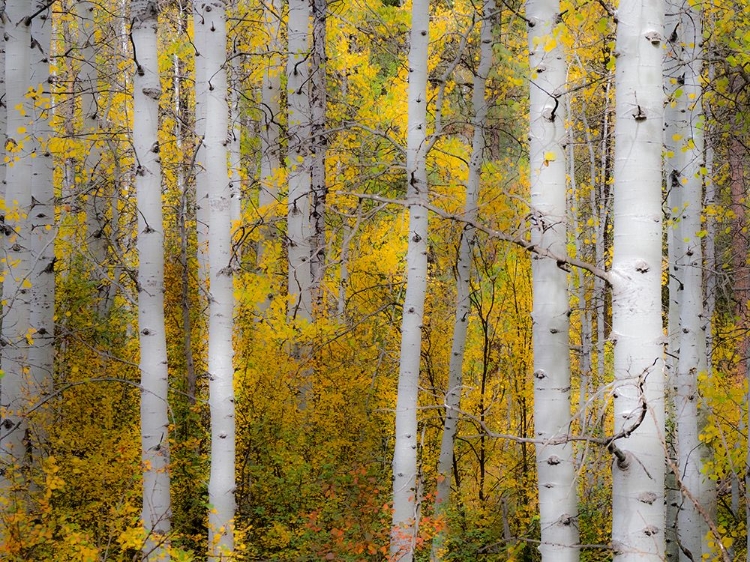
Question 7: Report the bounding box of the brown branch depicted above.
[478,536,611,554]
[666,453,731,562]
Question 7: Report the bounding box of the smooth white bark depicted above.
[663,2,683,556]
[431,3,493,559]
[668,2,710,558]
[76,0,110,314]
[132,1,171,558]
[193,0,209,285]
[28,0,54,453]
[0,0,33,501]
[258,0,281,267]
[390,0,429,558]
[199,0,236,556]
[287,0,312,321]
[229,53,241,227]
[527,0,579,558]
[610,0,665,560]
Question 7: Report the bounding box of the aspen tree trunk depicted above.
[668,2,710,558]
[431,2,494,559]
[309,0,326,309]
[287,0,313,321]
[199,1,236,556]
[229,53,241,227]
[336,202,361,322]
[704,60,716,396]
[595,80,611,383]
[193,0,209,284]
[390,0,429,558]
[527,0,579,558]
[574,95,596,437]
[663,2,683,556]
[729,82,750,384]
[173,4,197,402]
[702,59,720,553]
[0,0,33,506]
[28,0,54,453]
[76,0,110,314]
[258,0,281,268]
[610,0,665,560]
[576,253,593,428]
[337,219,350,320]
[728,76,750,562]
[721,68,750,562]
[0,1,5,281]
[132,1,171,558]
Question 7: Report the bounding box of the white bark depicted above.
[28,0,54,451]
[193,0,209,284]
[431,3,493,559]
[527,0,579,558]
[663,2,683,556]
[199,0,236,556]
[132,0,171,558]
[257,0,281,267]
[287,0,312,321]
[229,52,241,227]
[0,0,33,500]
[668,2,710,558]
[610,0,665,560]
[390,0,429,558]
[76,0,110,314]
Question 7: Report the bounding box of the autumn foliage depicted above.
[0,0,749,560]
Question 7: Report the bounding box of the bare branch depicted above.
[342,191,612,283]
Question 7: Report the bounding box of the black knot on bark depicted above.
[644,31,662,45]
[638,491,658,505]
